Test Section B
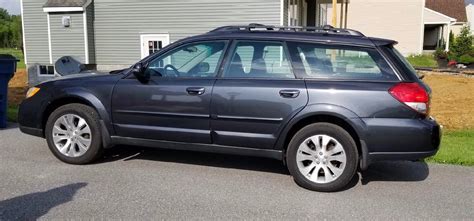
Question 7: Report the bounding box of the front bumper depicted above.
[19,125,44,137]
[18,93,49,138]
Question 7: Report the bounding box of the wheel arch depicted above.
[276,104,367,163]
[41,88,113,137]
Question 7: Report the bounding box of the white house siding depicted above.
[346,0,425,55]
[450,23,466,35]
[93,0,282,70]
[467,4,474,33]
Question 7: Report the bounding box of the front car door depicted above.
[210,40,308,149]
[112,40,228,144]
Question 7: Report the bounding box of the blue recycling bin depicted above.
[0,54,19,128]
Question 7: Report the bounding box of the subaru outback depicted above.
[18,24,441,192]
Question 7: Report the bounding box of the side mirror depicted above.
[132,62,149,83]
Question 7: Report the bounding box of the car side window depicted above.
[223,41,294,79]
[146,41,227,78]
[288,42,398,81]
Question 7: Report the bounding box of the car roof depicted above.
[181,25,397,48]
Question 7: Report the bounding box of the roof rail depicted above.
[209,24,365,37]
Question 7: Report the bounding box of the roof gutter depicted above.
[43,0,92,13]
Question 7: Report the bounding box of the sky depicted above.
[0,0,21,15]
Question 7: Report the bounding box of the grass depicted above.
[0,48,25,69]
[406,54,438,68]
[6,105,19,122]
[427,130,474,166]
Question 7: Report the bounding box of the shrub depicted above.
[450,26,473,59]
[449,31,456,51]
[458,54,474,64]
[448,52,459,61]
[434,47,448,59]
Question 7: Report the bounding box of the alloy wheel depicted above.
[52,114,92,157]
[296,134,347,184]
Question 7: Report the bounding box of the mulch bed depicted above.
[7,69,28,106]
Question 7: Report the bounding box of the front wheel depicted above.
[45,103,103,164]
[287,123,358,192]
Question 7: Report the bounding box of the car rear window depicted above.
[287,42,399,81]
[382,45,421,81]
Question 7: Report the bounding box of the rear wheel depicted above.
[45,103,103,164]
[287,123,358,192]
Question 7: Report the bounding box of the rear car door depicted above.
[210,40,308,149]
[112,40,228,144]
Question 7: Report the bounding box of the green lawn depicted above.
[0,48,25,69]
[427,130,474,166]
[406,54,438,68]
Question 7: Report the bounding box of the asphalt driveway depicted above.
[0,124,473,220]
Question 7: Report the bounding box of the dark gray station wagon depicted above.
[19,24,441,191]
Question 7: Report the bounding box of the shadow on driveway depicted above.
[361,161,429,184]
[100,145,291,175]
[0,183,87,220]
[99,145,430,187]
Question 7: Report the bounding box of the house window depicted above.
[37,65,55,76]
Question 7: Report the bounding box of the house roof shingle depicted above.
[426,0,467,22]
[43,0,88,8]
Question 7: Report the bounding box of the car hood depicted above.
[36,70,126,87]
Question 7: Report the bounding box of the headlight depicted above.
[26,87,40,98]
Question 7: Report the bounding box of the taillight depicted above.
[389,82,429,115]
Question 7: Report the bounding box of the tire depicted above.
[286,123,358,192]
[45,103,103,164]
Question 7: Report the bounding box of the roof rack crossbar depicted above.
[209,24,365,37]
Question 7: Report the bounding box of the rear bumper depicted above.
[368,150,438,161]
[360,116,441,169]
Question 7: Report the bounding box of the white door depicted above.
[140,34,170,58]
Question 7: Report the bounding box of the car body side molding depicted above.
[111,136,283,160]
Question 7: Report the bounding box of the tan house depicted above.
[426,0,468,34]
[422,0,468,51]
[286,0,467,54]
[286,0,425,55]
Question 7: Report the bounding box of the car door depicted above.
[112,40,228,144]
[210,40,308,149]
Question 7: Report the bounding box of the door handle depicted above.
[279,89,300,98]
[186,87,205,95]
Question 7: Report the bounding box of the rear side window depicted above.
[288,42,398,81]
[223,41,294,79]
[382,45,420,81]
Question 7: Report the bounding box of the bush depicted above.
[434,47,448,59]
[458,54,474,64]
[450,26,473,60]
[448,51,459,61]
[449,31,455,51]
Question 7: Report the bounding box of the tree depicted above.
[449,31,455,51]
[0,8,10,21]
[451,25,473,57]
[0,8,22,49]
